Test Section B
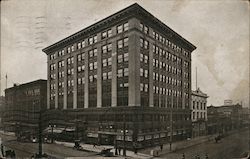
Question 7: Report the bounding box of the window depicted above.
[140,23,148,34]
[117,22,129,33]
[89,35,97,45]
[82,41,85,48]
[67,68,74,75]
[108,57,112,65]
[58,61,64,68]
[89,76,93,82]
[78,77,85,85]
[94,35,97,43]
[117,69,123,77]
[124,68,129,76]
[77,53,85,61]
[77,65,85,72]
[118,55,123,63]
[140,54,144,62]
[89,48,97,57]
[117,25,123,34]
[102,43,112,53]
[140,83,144,91]
[50,53,56,60]
[108,71,112,79]
[140,38,149,49]
[67,57,74,65]
[89,63,93,70]
[103,72,107,80]
[124,53,128,62]
[144,70,148,78]
[94,62,97,69]
[102,29,112,39]
[58,71,64,78]
[50,64,56,71]
[102,59,107,67]
[140,68,143,76]
[145,84,148,92]
[58,50,65,57]
[77,42,81,49]
[139,23,149,34]
[117,37,128,49]
[89,37,93,45]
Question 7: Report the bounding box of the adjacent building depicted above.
[191,88,208,138]
[207,103,243,135]
[3,80,47,136]
[42,3,196,148]
[0,96,5,128]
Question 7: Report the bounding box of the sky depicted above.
[0,0,249,107]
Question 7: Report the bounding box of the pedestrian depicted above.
[93,143,96,148]
[205,153,209,159]
[160,144,163,151]
[134,146,137,154]
[118,147,121,155]
[182,153,185,159]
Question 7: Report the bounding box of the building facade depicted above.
[0,96,5,128]
[207,104,243,135]
[43,3,196,148]
[3,80,47,136]
[191,88,208,138]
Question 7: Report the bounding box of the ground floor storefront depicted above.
[3,106,192,149]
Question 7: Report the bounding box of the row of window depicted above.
[193,112,206,120]
[152,30,183,54]
[140,22,189,58]
[50,22,129,60]
[192,101,206,110]
[153,45,183,65]
[153,73,183,85]
[153,86,182,96]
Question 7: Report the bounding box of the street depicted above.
[160,129,249,159]
[0,133,97,158]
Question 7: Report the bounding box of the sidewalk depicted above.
[55,141,153,159]
[139,135,215,156]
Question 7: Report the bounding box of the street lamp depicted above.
[121,127,128,156]
[48,124,56,143]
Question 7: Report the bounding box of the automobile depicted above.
[233,152,250,159]
[32,137,37,143]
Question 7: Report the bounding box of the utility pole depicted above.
[123,113,126,156]
[38,110,42,157]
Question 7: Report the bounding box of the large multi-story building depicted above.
[191,88,208,137]
[43,3,196,148]
[3,80,47,136]
[207,104,243,135]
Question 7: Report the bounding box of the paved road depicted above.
[160,129,249,159]
[0,134,97,158]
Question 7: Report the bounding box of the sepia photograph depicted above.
[0,0,249,158]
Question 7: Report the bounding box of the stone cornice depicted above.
[43,3,196,54]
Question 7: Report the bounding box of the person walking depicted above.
[182,153,185,159]
[118,147,121,155]
[160,144,163,151]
